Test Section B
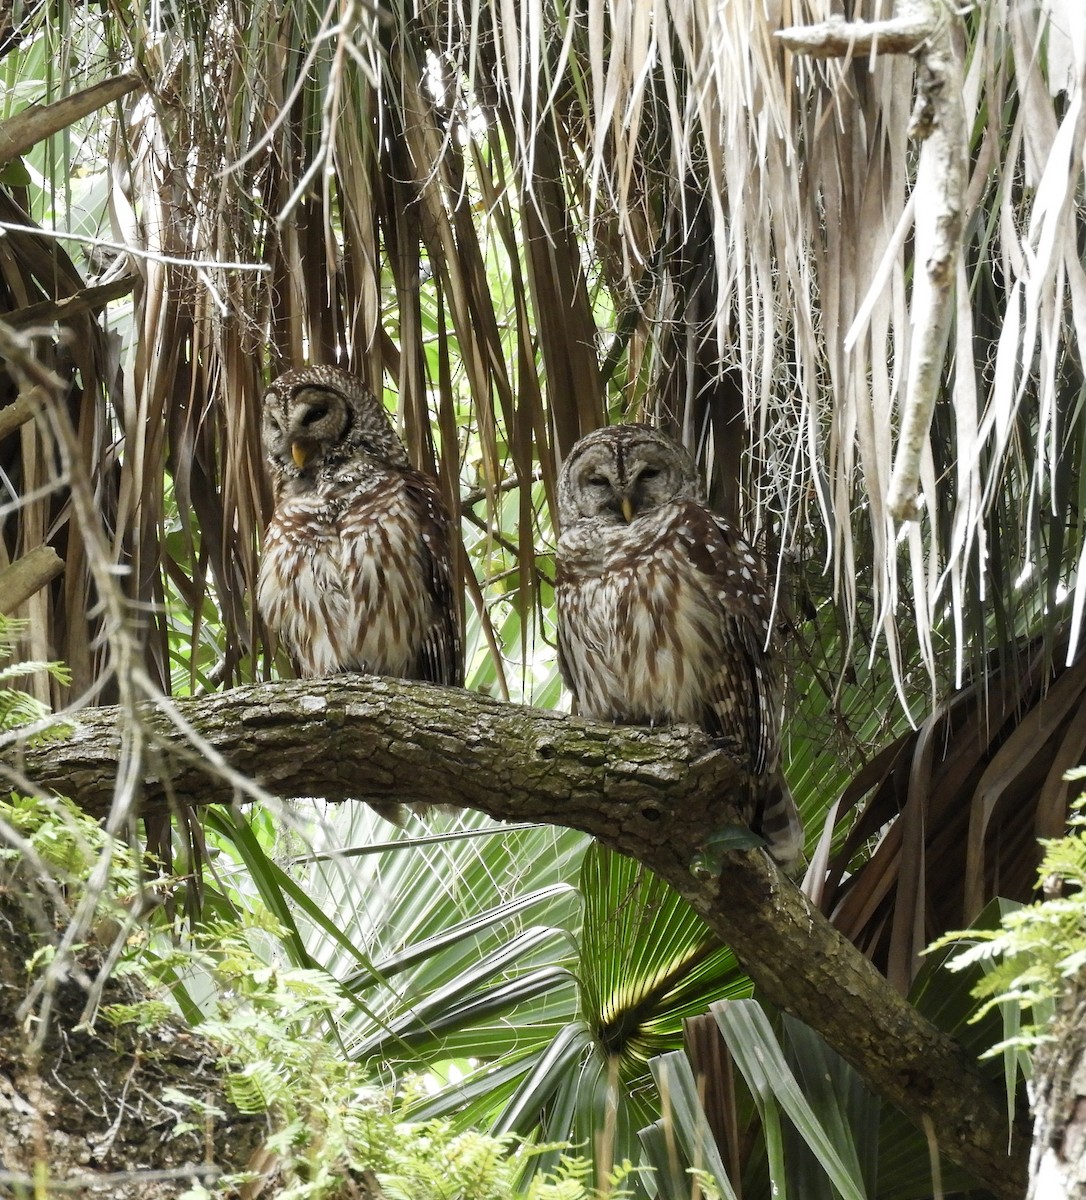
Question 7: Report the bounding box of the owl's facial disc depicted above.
[577,459,673,522]
[283,387,349,471]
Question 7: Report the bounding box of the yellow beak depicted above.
[621,496,635,523]
[291,441,310,468]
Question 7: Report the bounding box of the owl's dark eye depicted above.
[638,467,660,482]
[586,474,608,487]
[301,405,329,427]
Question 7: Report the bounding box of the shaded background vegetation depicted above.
[1,0,1083,1196]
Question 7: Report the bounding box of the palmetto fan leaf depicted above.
[400,840,754,1184]
[205,806,756,1165]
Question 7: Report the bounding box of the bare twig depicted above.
[5,274,138,327]
[0,392,36,439]
[776,11,934,57]
[0,221,271,272]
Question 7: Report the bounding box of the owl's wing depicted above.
[404,470,464,688]
[680,509,803,866]
[677,508,781,775]
[554,557,580,705]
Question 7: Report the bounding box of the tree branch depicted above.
[4,273,139,328]
[0,73,142,165]
[12,675,1028,1197]
[0,545,64,614]
[776,11,933,57]
[0,392,37,441]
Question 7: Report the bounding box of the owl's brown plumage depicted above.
[555,424,803,867]
[257,364,462,689]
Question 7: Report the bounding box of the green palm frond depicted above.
[650,941,1019,1200]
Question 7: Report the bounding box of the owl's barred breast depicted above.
[258,474,437,679]
[557,501,728,726]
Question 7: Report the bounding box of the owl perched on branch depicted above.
[257,365,462,690]
[555,424,803,868]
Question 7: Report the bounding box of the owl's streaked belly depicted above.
[258,486,433,678]
[557,522,722,726]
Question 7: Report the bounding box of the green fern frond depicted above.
[0,614,71,738]
[226,1063,286,1114]
[0,688,51,730]
[101,1000,175,1030]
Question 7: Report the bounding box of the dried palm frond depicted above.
[811,628,1086,991]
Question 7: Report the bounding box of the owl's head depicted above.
[261,365,410,482]
[557,424,702,527]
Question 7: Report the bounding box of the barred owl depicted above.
[257,364,462,689]
[555,424,803,867]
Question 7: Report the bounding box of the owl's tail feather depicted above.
[370,801,457,827]
[753,773,805,871]
[370,801,411,827]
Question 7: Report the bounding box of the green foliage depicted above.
[2,788,622,1200]
[937,793,1086,1050]
[0,615,70,739]
[99,998,175,1030]
[0,789,144,934]
[145,910,636,1199]
[172,807,757,1193]
[642,949,1017,1200]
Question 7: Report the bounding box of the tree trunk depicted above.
[12,673,1030,1198]
[1030,973,1086,1199]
